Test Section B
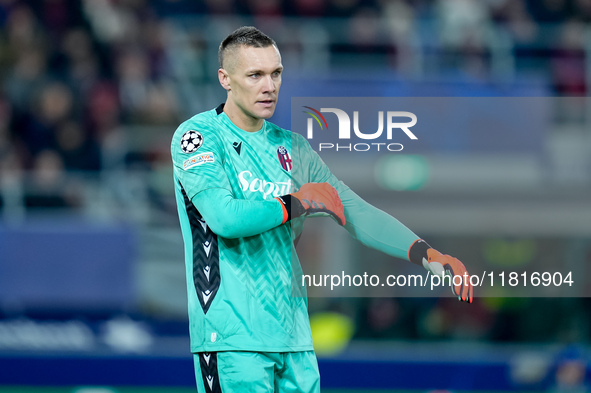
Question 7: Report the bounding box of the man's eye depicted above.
[250,73,260,78]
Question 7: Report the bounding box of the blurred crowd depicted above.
[0,0,179,209]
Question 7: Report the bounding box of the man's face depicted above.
[220,45,283,128]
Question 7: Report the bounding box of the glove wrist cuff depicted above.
[276,195,306,224]
[408,239,431,265]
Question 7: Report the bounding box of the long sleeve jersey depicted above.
[171,104,419,353]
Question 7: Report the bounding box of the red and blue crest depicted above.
[277,146,292,172]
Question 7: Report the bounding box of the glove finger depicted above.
[459,265,472,302]
[424,260,445,277]
[323,198,345,225]
[444,262,466,301]
[328,209,345,226]
[307,207,345,226]
[450,261,471,302]
[459,268,471,303]
[300,199,312,210]
[306,188,336,209]
[302,184,346,226]
[323,193,345,226]
[305,201,345,226]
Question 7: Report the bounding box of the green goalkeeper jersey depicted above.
[172,104,420,353]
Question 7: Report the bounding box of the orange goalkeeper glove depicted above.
[276,182,346,226]
[409,239,473,303]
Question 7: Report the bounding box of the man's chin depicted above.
[256,107,276,119]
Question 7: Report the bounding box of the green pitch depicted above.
[0,388,419,393]
[0,388,535,393]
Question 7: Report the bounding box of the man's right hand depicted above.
[276,183,346,226]
[293,183,346,225]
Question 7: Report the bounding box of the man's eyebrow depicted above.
[245,66,283,74]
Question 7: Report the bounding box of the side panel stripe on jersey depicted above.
[180,184,221,314]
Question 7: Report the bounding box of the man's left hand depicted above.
[423,248,473,303]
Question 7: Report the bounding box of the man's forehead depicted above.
[232,45,282,70]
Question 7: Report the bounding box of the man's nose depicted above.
[262,75,276,93]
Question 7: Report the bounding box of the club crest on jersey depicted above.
[277,146,292,172]
[180,130,203,153]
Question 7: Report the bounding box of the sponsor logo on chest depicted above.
[238,170,291,200]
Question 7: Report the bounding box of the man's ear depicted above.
[218,68,231,91]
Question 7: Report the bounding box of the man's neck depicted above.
[223,103,263,132]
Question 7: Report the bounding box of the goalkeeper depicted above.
[171,26,472,393]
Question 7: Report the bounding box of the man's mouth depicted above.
[257,99,275,107]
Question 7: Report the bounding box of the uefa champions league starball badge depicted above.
[180,130,203,153]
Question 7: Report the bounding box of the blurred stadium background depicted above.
[1,0,591,391]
